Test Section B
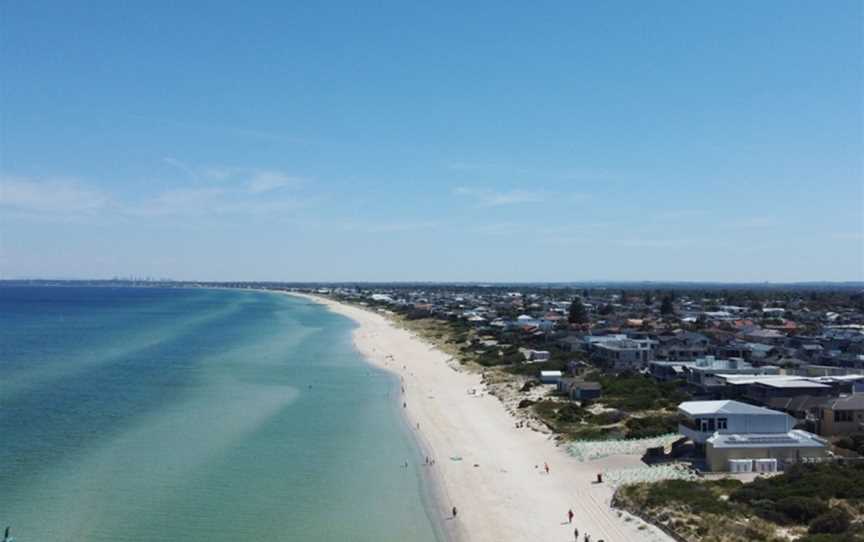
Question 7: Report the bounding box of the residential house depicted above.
[745,379,834,406]
[557,378,602,401]
[685,356,780,396]
[655,332,710,361]
[649,360,697,381]
[592,338,656,370]
[818,394,864,436]
[557,334,586,353]
[520,348,551,363]
[540,370,563,384]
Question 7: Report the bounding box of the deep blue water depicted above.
[0,286,440,541]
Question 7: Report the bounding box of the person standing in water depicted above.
[452,506,457,518]
[568,509,574,523]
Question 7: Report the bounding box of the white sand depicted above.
[291,293,672,542]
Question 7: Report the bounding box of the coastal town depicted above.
[293,283,864,542]
[6,280,863,541]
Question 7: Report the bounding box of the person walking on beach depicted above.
[544,462,550,474]
[568,509,574,524]
[452,506,457,518]
[573,526,579,541]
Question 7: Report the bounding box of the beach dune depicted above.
[293,293,672,542]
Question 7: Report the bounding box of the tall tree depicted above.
[660,295,675,316]
[568,296,588,324]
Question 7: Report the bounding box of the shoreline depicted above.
[287,292,672,542]
[288,292,463,542]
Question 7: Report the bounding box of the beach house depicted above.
[591,338,656,370]
[678,400,828,471]
[556,378,602,401]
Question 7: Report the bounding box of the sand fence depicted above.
[566,433,680,462]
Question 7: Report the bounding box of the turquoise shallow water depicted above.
[0,286,441,542]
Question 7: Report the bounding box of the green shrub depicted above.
[531,401,587,425]
[731,463,864,505]
[571,426,620,440]
[750,498,789,525]
[588,410,625,425]
[798,534,861,542]
[625,414,681,439]
[555,403,587,423]
[834,435,864,456]
[595,373,689,411]
[808,509,851,535]
[776,496,830,523]
[641,479,737,515]
[532,400,560,419]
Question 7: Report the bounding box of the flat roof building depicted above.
[678,400,827,471]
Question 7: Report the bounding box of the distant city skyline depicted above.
[2,2,862,282]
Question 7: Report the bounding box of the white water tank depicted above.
[728,459,753,472]
[754,458,777,472]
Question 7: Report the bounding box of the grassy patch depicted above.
[624,414,681,439]
[595,372,689,411]
[530,400,623,439]
[636,478,742,515]
[730,462,864,504]
[616,463,864,542]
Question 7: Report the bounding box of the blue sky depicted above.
[1,1,862,282]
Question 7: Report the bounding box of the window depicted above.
[834,410,853,423]
[717,418,728,430]
[707,418,716,431]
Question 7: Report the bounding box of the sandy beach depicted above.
[291,293,672,542]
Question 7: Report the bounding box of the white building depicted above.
[678,400,827,471]
[592,338,655,369]
[685,356,780,393]
[520,348,551,363]
[540,370,563,384]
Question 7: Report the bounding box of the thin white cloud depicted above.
[161,160,308,195]
[130,187,227,216]
[246,170,304,194]
[128,186,306,217]
[454,186,545,207]
[0,176,110,214]
[1,168,309,220]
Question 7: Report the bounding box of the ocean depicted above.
[0,286,442,542]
